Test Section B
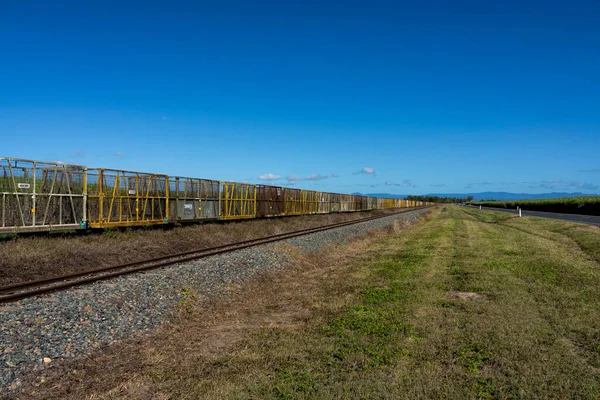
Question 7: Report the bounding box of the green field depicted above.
[470,196,600,216]
[18,206,600,399]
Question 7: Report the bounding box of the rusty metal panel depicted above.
[354,195,363,211]
[317,192,331,213]
[302,190,318,214]
[361,196,368,210]
[169,176,219,222]
[219,181,256,220]
[256,185,284,218]
[87,169,169,228]
[283,188,302,215]
[367,196,377,210]
[0,157,87,233]
[340,194,354,212]
[349,195,357,211]
[330,193,341,213]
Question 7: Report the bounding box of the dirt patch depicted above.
[201,326,244,353]
[448,291,488,301]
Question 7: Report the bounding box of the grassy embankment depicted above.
[18,206,600,399]
[471,196,600,216]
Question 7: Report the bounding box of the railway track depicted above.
[0,208,427,303]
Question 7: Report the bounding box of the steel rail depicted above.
[0,208,427,303]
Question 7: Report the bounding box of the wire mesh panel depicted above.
[354,195,364,211]
[349,195,359,211]
[169,176,219,222]
[0,157,86,233]
[86,169,169,228]
[317,192,331,214]
[256,185,284,218]
[330,193,341,213]
[340,194,351,212]
[367,196,377,210]
[219,181,256,220]
[383,198,395,209]
[301,190,318,214]
[283,188,302,215]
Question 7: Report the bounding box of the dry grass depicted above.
[0,210,397,286]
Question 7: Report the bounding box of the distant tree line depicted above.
[405,195,474,203]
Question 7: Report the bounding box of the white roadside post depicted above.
[519,208,522,217]
[479,205,482,210]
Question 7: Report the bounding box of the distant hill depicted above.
[363,192,598,201]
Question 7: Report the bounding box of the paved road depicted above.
[466,206,600,227]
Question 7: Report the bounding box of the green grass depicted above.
[247,207,600,398]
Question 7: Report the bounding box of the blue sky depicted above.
[1,1,599,195]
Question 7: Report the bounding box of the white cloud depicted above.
[354,167,376,176]
[385,181,393,186]
[332,172,339,178]
[258,172,282,181]
[286,173,328,182]
[305,174,328,181]
[114,152,124,157]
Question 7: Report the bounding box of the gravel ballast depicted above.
[0,209,428,393]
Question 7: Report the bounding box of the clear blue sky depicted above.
[1,1,599,195]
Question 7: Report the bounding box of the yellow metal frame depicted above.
[219,181,256,220]
[87,169,169,228]
[284,188,302,215]
[301,190,318,214]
